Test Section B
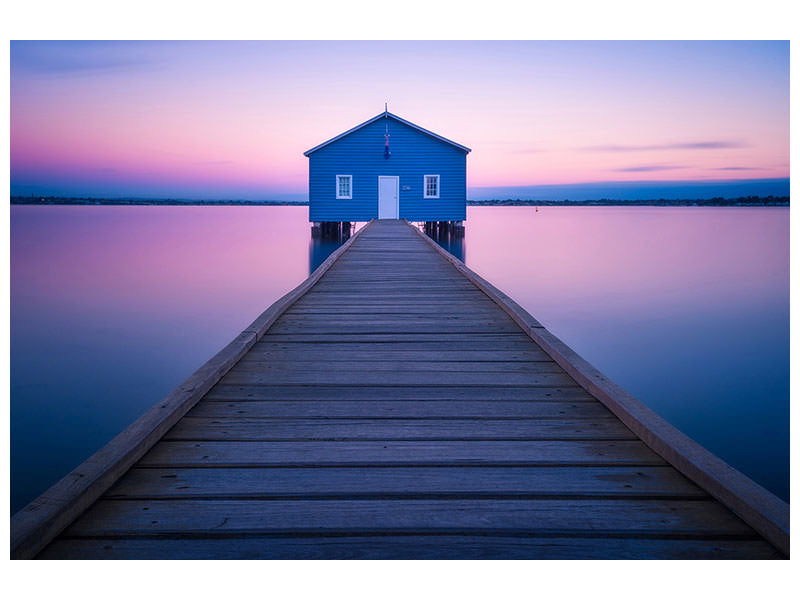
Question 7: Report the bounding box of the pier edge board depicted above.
[406,220,790,557]
[9,221,375,560]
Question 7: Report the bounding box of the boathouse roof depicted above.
[303,111,472,156]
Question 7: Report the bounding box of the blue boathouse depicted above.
[304,110,470,230]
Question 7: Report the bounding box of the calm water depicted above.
[10,205,788,512]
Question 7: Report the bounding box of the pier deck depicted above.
[15,220,788,559]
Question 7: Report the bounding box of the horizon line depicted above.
[10,177,789,203]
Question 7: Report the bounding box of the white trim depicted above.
[423,174,440,199]
[336,174,352,199]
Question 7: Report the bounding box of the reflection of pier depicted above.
[12,220,788,559]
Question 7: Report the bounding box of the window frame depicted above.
[423,174,440,199]
[336,174,353,200]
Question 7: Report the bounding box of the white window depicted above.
[424,175,440,199]
[336,175,352,199]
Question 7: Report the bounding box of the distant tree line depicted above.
[467,196,789,206]
[10,196,310,206]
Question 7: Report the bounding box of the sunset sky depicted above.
[10,40,789,200]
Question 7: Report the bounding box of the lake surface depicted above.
[10,205,788,512]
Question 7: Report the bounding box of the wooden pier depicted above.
[12,220,789,559]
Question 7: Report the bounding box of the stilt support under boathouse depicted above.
[312,221,352,241]
[424,220,465,240]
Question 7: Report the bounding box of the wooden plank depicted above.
[287,304,508,311]
[275,314,516,322]
[310,284,477,290]
[106,465,706,499]
[254,338,541,350]
[285,306,505,314]
[203,385,594,402]
[281,312,510,322]
[286,303,506,311]
[138,440,666,467]
[260,333,536,343]
[319,273,468,279]
[297,292,490,299]
[292,295,498,302]
[311,284,479,290]
[188,400,613,419]
[233,360,566,374]
[40,535,783,560]
[295,295,492,303]
[266,322,524,335]
[315,275,470,280]
[309,284,480,291]
[62,498,754,537]
[163,418,637,441]
[408,221,791,556]
[219,370,576,387]
[241,349,554,362]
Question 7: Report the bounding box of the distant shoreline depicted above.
[10,197,306,206]
[468,196,789,207]
[10,196,789,207]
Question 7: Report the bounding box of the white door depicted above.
[378,176,399,219]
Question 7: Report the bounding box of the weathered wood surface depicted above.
[163,417,637,441]
[235,359,565,373]
[62,498,752,537]
[189,400,610,419]
[105,466,706,499]
[219,370,576,386]
[33,219,787,559]
[40,535,782,560]
[137,440,665,467]
[204,385,593,402]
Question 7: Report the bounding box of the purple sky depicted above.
[10,41,789,200]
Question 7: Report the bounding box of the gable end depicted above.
[304,112,471,156]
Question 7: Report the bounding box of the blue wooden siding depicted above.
[307,115,467,222]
